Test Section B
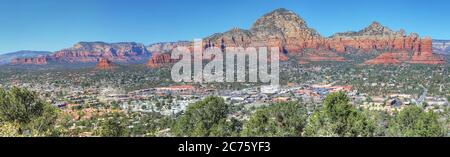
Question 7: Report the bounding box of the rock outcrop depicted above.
[147,53,178,68]
[96,58,116,70]
[362,37,444,65]
[146,41,192,53]
[331,22,444,64]
[408,37,445,64]
[53,42,150,63]
[201,9,444,64]
[11,56,48,65]
[364,53,405,65]
[328,22,417,53]
[1,51,52,65]
[146,41,193,68]
[204,8,323,54]
[433,40,450,55]
[299,51,347,64]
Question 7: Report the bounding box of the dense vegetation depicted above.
[172,96,239,137]
[1,87,447,137]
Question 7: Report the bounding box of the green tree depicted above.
[173,96,229,137]
[97,112,130,137]
[242,102,308,137]
[388,106,445,137]
[304,92,375,137]
[27,104,60,136]
[0,87,58,136]
[0,87,46,124]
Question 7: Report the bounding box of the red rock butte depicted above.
[12,56,48,65]
[96,58,116,70]
[147,53,180,68]
[149,9,445,65]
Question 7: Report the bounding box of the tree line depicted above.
[0,87,447,137]
[173,92,447,137]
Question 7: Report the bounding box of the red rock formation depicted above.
[364,38,444,65]
[307,52,347,62]
[279,53,289,62]
[408,37,445,64]
[53,42,150,63]
[364,53,403,65]
[176,11,445,65]
[202,10,444,64]
[11,56,48,65]
[329,23,444,65]
[147,53,179,68]
[96,58,116,70]
[297,60,310,64]
[14,42,151,65]
[12,9,445,66]
[327,34,423,54]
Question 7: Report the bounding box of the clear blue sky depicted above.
[1,0,449,54]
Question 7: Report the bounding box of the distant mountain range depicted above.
[0,51,52,65]
[433,40,450,55]
[3,8,447,66]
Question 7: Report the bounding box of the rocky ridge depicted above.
[10,8,445,66]
[12,42,151,65]
[1,51,52,65]
[433,40,450,55]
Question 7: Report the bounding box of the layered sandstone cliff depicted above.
[330,22,444,65]
[11,56,48,65]
[13,42,151,65]
[147,53,179,68]
[200,9,444,64]
[1,51,52,65]
[145,42,192,68]
[204,8,323,54]
[53,42,150,63]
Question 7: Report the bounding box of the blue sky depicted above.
[1,0,449,54]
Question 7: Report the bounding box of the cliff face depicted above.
[200,9,444,65]
[148,17,443,66]
[147,53,179,68]
[204,8,323,54]
[53,42,150,63]
[146,41,192,53]
[408,37,445,64]
[359,36,444,65]
[11,8,445,66]
[145,42,191,68]
[329,22,419,53]
[330,22,444,65]
[364,53,405,65]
